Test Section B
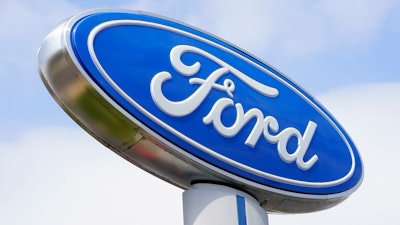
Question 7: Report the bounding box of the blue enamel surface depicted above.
[70,11,362,195]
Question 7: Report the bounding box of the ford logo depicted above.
[38,10,363,213]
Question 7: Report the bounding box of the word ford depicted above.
[150,45,318,170]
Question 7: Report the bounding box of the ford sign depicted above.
[38,10,363,213]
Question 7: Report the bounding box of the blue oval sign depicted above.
[40,10,362,202]
[70,11,363,195]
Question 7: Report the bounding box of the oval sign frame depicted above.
[38,9,363,213]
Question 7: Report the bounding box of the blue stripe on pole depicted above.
[236,195,247,225]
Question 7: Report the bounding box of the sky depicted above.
[1,0,400,224]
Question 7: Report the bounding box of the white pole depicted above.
[183,183,269,225]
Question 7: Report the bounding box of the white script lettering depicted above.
[150,45,318,170]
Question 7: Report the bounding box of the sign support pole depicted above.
[183,183,269,225]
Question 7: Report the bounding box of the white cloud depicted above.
[0,126,182,225]
[0,0,79,95]
[126,0,398,60]
[0,0,81,133]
